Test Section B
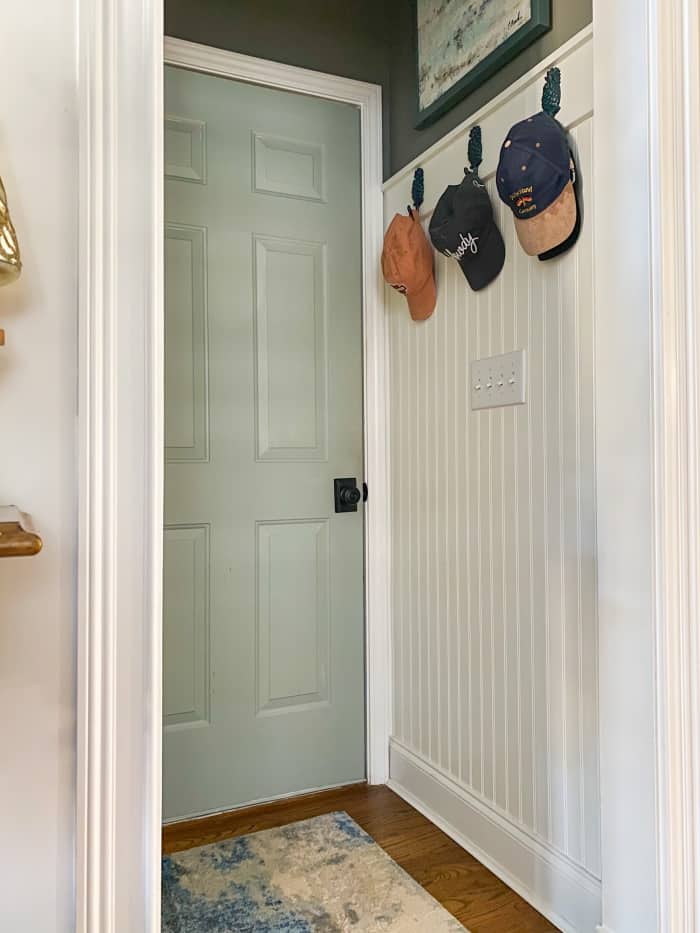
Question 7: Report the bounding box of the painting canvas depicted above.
[415,0,551,127]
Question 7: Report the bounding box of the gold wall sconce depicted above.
[0,178,41,558]
[0,175,22,346]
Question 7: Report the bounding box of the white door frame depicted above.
[75,6,388,931]
[76,1,700,931]
[163,34,390,792]
[594,0,700,931]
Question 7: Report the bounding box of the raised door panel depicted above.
[256,520,330,715]
[254,235,327,461]
[253,133,325,202]
[163,524,211,728]
[165,223,209,462]
[165,115,207,184]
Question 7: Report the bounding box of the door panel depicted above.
[256,519,330,714]
[164,224,209,462]
[165,115,207,184]
[253,133,325,202]
[163,65,365,820]
[254,235,327,461]
[163,524,210,727]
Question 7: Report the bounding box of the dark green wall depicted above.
[165,1,592,180]
[385,0,592,177]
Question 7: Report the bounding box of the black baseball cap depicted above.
[429,169,505,291]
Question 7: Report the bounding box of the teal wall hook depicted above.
[467,125,483,175]
[409,166,424,214]
[542,66,561,117]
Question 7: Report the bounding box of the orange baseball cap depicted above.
[381,212,436,321]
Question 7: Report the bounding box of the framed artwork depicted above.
[414,0,552,128]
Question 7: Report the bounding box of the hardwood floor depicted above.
[163,783,557,933]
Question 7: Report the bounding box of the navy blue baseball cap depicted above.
[538,148,581,261]
[496,112,577,256]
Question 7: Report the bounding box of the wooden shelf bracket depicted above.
[0,506,42,558]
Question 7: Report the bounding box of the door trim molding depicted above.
[594,0,700,929]
[647,0,700,927]
[77,20,387,932]
[164,35,389,788]
[76,0,164,930]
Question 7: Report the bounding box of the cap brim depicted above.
[457,220,506,291]
[514,181,576,256]
[407,272,436,321]
[538,172,582,261]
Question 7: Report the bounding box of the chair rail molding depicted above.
[76,0,164,931]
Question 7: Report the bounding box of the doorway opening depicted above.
[162,38,388,824]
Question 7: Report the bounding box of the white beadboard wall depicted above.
[383,28,600,933]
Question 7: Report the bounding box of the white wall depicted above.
[384,29,600,933]
[0,3,78,931]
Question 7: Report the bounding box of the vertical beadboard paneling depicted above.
[453,265,465,781]
[560,132,584,866]
[469,291,484,795]
[390,287,401,742]
[528,235,551,844]
[500,192,520,820]
[419,305,429,758]
[545,262,566,855]
[515,216,535,832]
[490,251,507,813]
[385,97,599,880]
[573,117,601,879]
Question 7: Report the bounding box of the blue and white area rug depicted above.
[162,810,467,932]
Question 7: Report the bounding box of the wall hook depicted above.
[408,166,424,216]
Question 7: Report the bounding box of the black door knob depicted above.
[339,485,361,507]
[334,477,361,513]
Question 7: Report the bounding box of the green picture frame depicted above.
[414,0,552,129]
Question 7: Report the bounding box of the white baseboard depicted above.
[595,926,615,933]
[388,739,602,933]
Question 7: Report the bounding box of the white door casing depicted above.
[76,16,386,933]
[76,1,164,931]
[594,0,700,931]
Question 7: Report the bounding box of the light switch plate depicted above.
[470,350,526,410]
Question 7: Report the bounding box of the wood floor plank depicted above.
[162,783,558,933]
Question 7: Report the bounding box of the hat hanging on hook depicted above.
[495,63,581,258]
[408,167,424,217]
[467,125,483,176]
[429,120,506,292]
[537,65,584,261]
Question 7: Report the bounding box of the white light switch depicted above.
[471,350,526,411]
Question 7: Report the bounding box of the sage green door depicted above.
[163,65,365,821]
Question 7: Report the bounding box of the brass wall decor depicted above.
[0,175,21,346]
[0,176,21,285]
[0,186,39,557]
